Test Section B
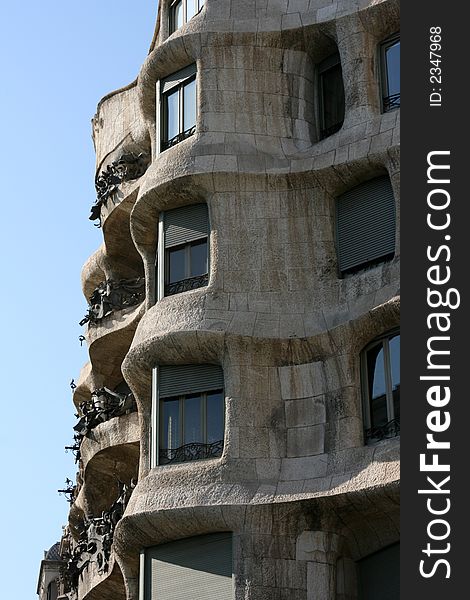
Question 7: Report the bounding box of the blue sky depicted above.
[0,2,158,596]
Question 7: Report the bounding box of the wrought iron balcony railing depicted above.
[165,273,208,296]
[73,387,137,438]
[161,125,196,151]
[79,277,145,326]
[58,479,136,597]
[364,418,400,444]
[89,152,149,223]
[383,92,401,112]
[159,439,223,465]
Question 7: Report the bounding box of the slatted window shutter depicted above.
[161,64,197,94]
[145,533,233,600]
[336,176,395,274]
[164,204,209,248]
[159,364,224,398]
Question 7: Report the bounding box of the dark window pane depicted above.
[385,41,400,97]
[389,334,400,419]
[184,394,202,444]
[186,0,196,21]
[161,399,180,450]
[321,63,345,136]
[206,391,224,443]
[367,343,388,428]
[168,246,186,283]
[183,78,197,132]
[190,239,208,276]
[166,89,179,141]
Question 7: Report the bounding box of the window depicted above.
[46,581,58,600]
[358,543,399,599]
[153,364,225,465]
[335,175,396,275]
[144,533,233,600]
[380,34,400,112]
[156,203,209,298]
[362,331,400,444]
[160,64,197,151]
[169,0,205,34]
[318,54,345,139]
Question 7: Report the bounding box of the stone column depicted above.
[296,531,342,600]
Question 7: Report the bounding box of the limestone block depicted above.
[296,531,341,563]
[287,425,325,457]
[280,454,328,480]
[285,396,326,428]
[279,362,326,400]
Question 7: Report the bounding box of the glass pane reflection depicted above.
[168,246,186,283]
[183,79,196,132]
[186,0,196,21]
[174,1,184,30]
[190,240,207,276]
[166,89,179,140]
[386,41,400,97]
[206,391,224,443]
[184,394,202,444]
[162,399,180,450]
[368,343,387,428]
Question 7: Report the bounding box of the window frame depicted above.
[151,366,225,468]
[361,329,400,444]
[165,238,208,289]
[380,33,400,113]
[159,389,225,463]
[169,0,205,35]
[155,204,210,301]
[317,53,345,140]
[158,64,197,154]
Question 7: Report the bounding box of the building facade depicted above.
[37,542,63,600]
[47,1,400,598]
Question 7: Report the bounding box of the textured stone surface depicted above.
[64,1,401,598]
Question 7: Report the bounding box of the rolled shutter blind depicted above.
[164,203,209,248]
[146,533,233,600]
[159,364,224,398]
[161,64,197,94]
[336,176,395,273]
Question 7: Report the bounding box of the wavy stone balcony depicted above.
[65,404,139,600]
[68,409,139,519]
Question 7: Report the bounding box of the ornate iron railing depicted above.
[165,273,208,296]
[73,387,137,438]
[79,277,145,326]
[58,478,77,504]
[383,92,401,112]
[89,152,149,223]
[65,434,82,463]
[57,479,136,597]
[364,418,400,444]
[161,126,196,151]
[320,121,342,139]
[159,440,223,465]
